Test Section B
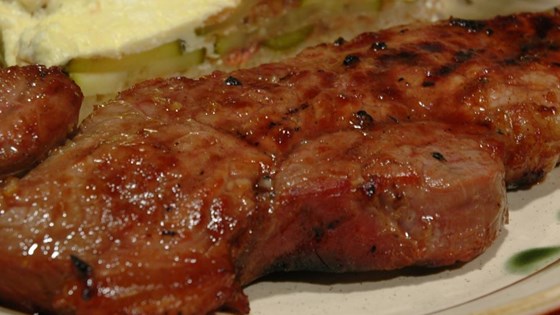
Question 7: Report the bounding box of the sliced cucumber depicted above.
[69,72,128,97]
[214,32,253,56]
[263,25,314,51]
[136,47,206,77]
[65,40,185,73]
[65,41,206,96]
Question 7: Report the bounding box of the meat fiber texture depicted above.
[2,11,560,315]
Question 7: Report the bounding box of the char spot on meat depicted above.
[70,255,94,301]
[370,245,377,254]
[486,28,494,36]
[436,65,454,76]
[334,37,346,46]
[70,255,92,278]
[286,103,309,115]
[449,18,486,33]
[454,49,475,63]
[432,152,446,162]
[379,51,418,66]
[351,110,374,129]
[37,66,48,78]
[313,227,324,242]
[161,230,178,236]
[419,42,443,53]
[371,41,387,51]
[534,15,555,38]
[422,81,435,87]
[327,220,341,230]
[362,181,376,198]
[225,76,242,86]
[343,55,360,67]
[508,169,546,190]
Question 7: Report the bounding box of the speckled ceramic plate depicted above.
[2,166,558,315]
[241,167,560,315]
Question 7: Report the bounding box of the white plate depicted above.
[2,170,558,315]
[243,167,560,315]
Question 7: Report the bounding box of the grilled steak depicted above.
[2,11,560,315]
[0,65,82,179]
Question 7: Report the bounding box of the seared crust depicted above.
[124,11,560,188]
[0,65,82,179]
[1,11,560,315]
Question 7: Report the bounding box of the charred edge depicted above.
[343,55,360,67]
[534,15,554,39]
[507,169,546,191]
[70,255,94,301]
[432,152,446,162]
[371,41,387,51]
[449,18,486,33]
[352,110,374,129]
[225,76,242,86]
[334,37,346,46]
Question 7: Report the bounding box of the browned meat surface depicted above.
[1,11,560,315]
[0,65,82,179]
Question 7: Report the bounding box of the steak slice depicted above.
[0,65,82,179]
[2,10,560,315]
[236,122,506,284]
[0,105,506,314]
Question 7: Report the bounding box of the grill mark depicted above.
[431,49,476,80]
[379,50,419,66]
[534,15,554,38]
[419,42,444,53]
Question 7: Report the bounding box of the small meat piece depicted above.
[0,65,82,179]
[1,11,560,315]
[236,123,506,284]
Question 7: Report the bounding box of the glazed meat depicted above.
[0,65,82,179]
[1,11,560,315]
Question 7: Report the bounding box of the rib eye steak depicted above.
[2,11,560,315]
